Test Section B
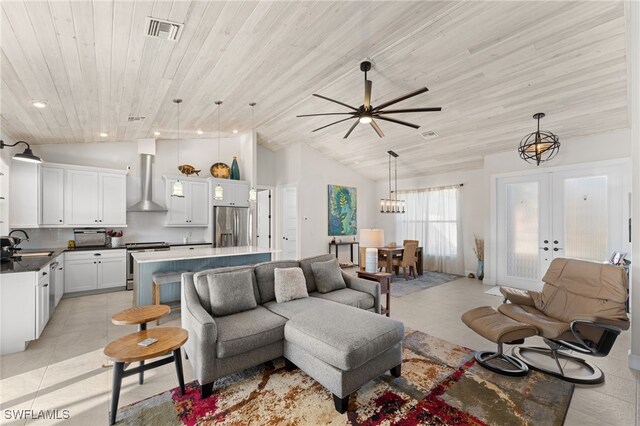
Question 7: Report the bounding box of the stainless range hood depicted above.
[127,153,167,212]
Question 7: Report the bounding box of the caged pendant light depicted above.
[171,99,184,198]
[518,113,560,166]
[214,101,224,201]
[380,150,405,214]
[248,102,257,203]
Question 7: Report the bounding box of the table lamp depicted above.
[359,229,384,273]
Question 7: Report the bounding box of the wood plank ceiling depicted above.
[0,1,629,180]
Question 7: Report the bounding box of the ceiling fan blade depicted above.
[375,115,421,129]
[372,87,429,112]
[370,119,385,138]
[343,120,360,139]
[377,107,442,114]
[364,80,372,109]
[313,94,359,111]
[311,117,356,133]
[297,112,357,117]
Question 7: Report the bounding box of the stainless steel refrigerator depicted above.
[213,206,251,247]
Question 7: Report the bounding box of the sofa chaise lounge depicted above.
[181,254,404,413]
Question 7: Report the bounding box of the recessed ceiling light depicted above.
[354,161,360,165]
[232,129,238,134]
[31,100,47,108]
[153,131,161,136]
[100,133,108,138]
[196,130,203,135]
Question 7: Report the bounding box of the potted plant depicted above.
[108,230,123,248]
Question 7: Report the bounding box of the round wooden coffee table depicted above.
[111,305,172,386]
[104,327,188,426]
[112,305,171,328]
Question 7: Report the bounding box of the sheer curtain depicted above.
[395,187,464,275]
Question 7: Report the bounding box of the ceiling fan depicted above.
[297,61,442,139]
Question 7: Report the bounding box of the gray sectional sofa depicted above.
[181,253,404,413]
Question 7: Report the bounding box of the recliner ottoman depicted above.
[283,302,404,413]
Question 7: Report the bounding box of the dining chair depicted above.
[393,241,418,280]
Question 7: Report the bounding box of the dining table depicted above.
[377,246,424,276]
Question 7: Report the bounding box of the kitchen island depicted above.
[131,246,278,305]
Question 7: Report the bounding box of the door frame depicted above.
[487,158,632,286]
[276,183,300,260]
[254,185,275,248]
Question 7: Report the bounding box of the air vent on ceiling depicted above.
[128,116,147,122]
[145,17,182,41]
[419,130,439,140]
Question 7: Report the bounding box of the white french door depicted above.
[497,165,624,290]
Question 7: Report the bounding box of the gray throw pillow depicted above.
[310,258,347,293]
[206,269,257,316]
[274,267,308,303]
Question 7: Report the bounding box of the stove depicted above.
[126,242,171,289]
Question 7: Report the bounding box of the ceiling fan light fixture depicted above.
[359,115,372,124]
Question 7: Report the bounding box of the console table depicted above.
[356,271,392,317]
[328,241,359,265]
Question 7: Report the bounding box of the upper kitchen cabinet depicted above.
[9,161,127,228]
[164,177,209,227]
[65,169,127,227]
[9,160,39,228]
[211,178,250,208]
[40,166,65,226]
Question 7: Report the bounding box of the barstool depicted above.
[151,271,187,325]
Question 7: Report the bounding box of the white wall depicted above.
[271,142,377,262]
[483,128,633,285]
[257,144,276,186]
[628,0,640,371]
[374,169,484,275]
[9,134,257,248]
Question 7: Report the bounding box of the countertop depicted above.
[131,246,279,263]
[1,249,66,274]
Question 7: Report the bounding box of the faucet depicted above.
[9,229,30,245]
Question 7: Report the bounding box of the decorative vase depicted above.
[230,156,240,180]
[110,237,122,248]
[477,260,484,280]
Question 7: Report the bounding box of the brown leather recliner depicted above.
[463,258,629,384]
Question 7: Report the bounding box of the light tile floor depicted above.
[0,277,637,425]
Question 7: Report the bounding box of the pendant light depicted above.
[518,113,560,166]
[171,99,185,198]
[214,101,224,201]
[380,150,404,213]
[248,102,257,203]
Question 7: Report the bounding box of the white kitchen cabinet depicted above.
[65,249,126,293]
[66,170,127,226]
[65,169,100,225]
[211,179,250,207]
[40,166,65,226]
[9,160,39,228]
[1,272,37,354]
[54,257,64,306]
[36,266,50,339]
[164,177,209,226]
[99,173,127,225]
[98,255,126,289]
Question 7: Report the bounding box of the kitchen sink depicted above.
[12,251,54,258]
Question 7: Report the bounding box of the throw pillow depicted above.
[206,269,257,316]
[311,258,347,293]
[274,267,308,303]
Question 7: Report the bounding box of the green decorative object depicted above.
[328,184,357,236]
[231,156,240,180]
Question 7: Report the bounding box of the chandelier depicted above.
[380,150,404,214]
[518,113,560,166]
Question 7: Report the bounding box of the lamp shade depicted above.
[359,229,384,248]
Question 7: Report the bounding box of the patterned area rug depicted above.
[117,330,573,425]
[390,271,462,297]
